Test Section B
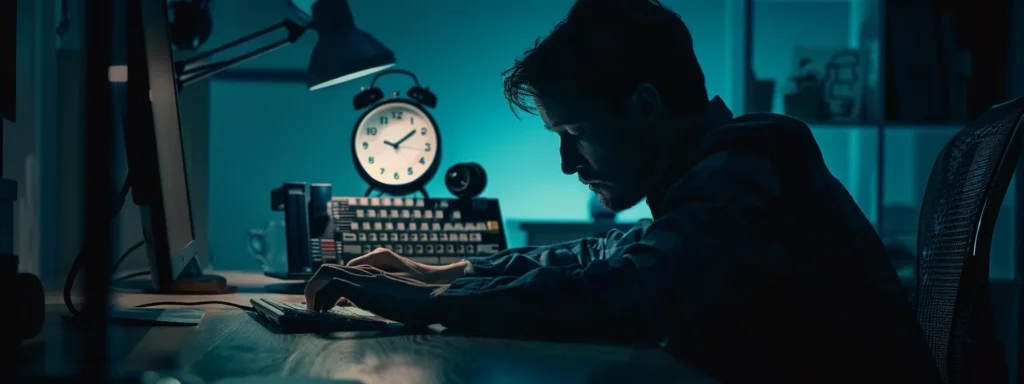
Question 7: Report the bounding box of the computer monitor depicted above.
[125,0,235,294]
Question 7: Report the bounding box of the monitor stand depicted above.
[143,273,238,294]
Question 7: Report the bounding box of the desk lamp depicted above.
[173,0,396,91]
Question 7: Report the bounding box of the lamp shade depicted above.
[304,0,395,91]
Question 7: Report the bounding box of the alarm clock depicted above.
[351,69,441,197]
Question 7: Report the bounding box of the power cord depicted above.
[63,173,134,317]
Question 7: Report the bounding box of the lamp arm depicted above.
[175,19,309,88]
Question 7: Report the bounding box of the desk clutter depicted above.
[260,181,508,281]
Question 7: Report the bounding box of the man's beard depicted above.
[595,187,646,213]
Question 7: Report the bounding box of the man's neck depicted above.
[644,96,734,218]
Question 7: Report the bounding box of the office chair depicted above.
[915,97,1024,384]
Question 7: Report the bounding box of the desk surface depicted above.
[22,272,715,384]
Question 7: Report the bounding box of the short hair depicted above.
[502,0,708,119]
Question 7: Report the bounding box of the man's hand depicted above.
[346,248,468,285]
[303,264,449,326]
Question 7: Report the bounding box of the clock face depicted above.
[353,101,440,187]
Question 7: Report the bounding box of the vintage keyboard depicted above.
[311,196,509,266]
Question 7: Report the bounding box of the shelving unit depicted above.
[735,0,1018,283]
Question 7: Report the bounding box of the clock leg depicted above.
[418,188,430,199]
[364,186,375,197]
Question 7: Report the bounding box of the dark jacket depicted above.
[434,103,939,383]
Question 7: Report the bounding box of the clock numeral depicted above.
[419,157,425,165]
[368,156,374,164]
[380,168,385,175]
[362,142,368,150]
[393,172,400,180]
[410,117,414,125]
[367,127,377,135]
[420,127,427,135]
[407,167,413,175]
[392,111,403,120]
[380,116,389,125]
[424,142,431,152]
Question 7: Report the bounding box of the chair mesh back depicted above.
[916,98,1024,384]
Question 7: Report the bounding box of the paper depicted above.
[108,307,205,326]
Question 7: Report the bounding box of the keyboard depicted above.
[311,196,509,266]
[250,298,398,332]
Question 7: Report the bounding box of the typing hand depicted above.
[303,264,448,326]
[346,247,467,285]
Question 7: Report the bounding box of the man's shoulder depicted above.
[693,113,820,161]
[656,114,825,214]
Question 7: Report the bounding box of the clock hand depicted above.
[392,130,417,147]
[383,140,398,149]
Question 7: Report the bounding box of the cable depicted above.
[111,240,146,276]
[63,173,133,317]
[135,301,254,312]
[112,270,149,282]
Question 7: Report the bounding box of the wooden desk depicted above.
[21,272,716,383]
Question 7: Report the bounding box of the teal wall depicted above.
[205,0,1015,277]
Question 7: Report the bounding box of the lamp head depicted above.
[302,0,396,91]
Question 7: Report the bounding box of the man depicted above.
[305,0,939,381]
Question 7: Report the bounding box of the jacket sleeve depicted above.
[461,223,650,278]
[431,151,789,341]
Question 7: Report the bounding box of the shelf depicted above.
[800,121,968,129]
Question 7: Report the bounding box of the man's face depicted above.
[534,85,666,212]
